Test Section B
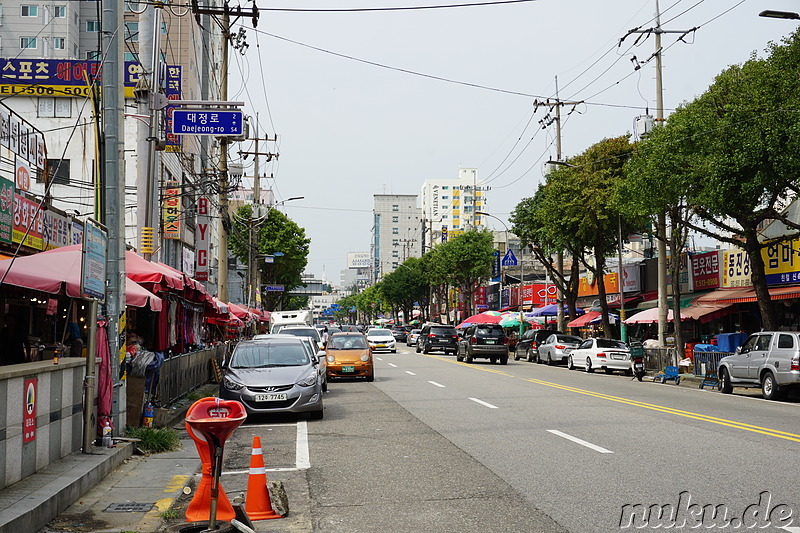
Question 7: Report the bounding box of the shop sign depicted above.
[501,288,510,309]
[722,249,752,288]
[81,219,107,301]
[763,238,800,285]
[182,246,195,277]
[510,285,520,307]
[691,250,720,290]
[475,286,487,309]
[521,284,534,306]
[70,219,84,246]
[163,66,182,153]
[578,265,641,297]
[15,156,31,191]
[195,197,210,281]
[23,378,36,443]
[0,58,142,98]
[42,210,70,250]
[13,194,44,250]
[162,180,181,239]
[0,177,13,244]
[485,283,500,310]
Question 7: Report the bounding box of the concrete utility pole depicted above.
[631,0,692,347]
[101,0,125,426]
[534,77,580,331]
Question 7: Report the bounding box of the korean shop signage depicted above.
[0,58,142,98]
[162,181,181,239]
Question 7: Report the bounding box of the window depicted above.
[53,5,66,17]
[86,50,100,60]
[86,20,100,32]
[124,52,137,62]
[125,22,139,42]
[392,262,398,268]
[20,37,37,49]
[39,97,72,118]
[21,5,38,17]
[161,21,167,34]
[392,250,398,257]
[392,216,398,223]
[46,159,70,185]
[391,204,399,212]
[52,37,65,50]
[778,334,795,349]
[392,228,399,234]
[442,186,449,190]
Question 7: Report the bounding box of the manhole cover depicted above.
[105,502,155,513]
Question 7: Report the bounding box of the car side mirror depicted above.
[735,346,742,354]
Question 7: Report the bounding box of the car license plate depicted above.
[485,339,495,344]
[254,393,288,402]
[342,366,355,373]
[441,339,450,343]
[634,363,643,370]
[564,348,573,353]
[611,353,625,360]
[376,344,386,348]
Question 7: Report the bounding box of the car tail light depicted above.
[470,336,477,344]
[792,359,799,371]
[555,344,566,350]
[597,352,606,359]
[452,335,458,338]
[531,342,538,349]
[429,333,436,338]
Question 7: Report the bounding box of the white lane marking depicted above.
[388,363,398,368]
[296,420,311,469]
[375,357,383,361]
[405,370,416,375]
[428,381,445,388]
[222,467,299,475]
[469,397,498,409]
[547,430,613,454]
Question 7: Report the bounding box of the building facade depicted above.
[371,194,422,282]
[420,168,489,249]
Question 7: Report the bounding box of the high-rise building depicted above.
[371,194,422,282]
[420,168,489,248]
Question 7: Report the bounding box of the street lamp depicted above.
[759,9,800,19]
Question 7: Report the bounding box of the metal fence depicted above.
[157,343,228,405]
[643,347,678,372]
[692,351,733,377]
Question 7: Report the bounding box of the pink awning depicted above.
[126,251,184,291]
[0,246,162,310]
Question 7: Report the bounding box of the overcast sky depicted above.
[227,0,797,283]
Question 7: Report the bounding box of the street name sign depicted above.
[263,284,285,292]
[171,109,244,136]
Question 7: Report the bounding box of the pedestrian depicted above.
[65,320,84,357]
[0,314,30,366]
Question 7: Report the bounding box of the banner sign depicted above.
[42,210,70,250]
[0,58,142,98]
[195,197,210,281]
[70,219,84,246]
[0,177,13,244]
[23,378,36,443]
[13,195,43,249]
[347,252,370,269]
[15,156,31,191]
[441,226,448,243]
[485,283,500,310]
[491,250,500,280]
[501,288,510,309]
[163,65,182,153]
[722,249,752,288]
[81,219,107,301]
[763,239,800,285]
[691,250,721,290]
[162,180,181,239]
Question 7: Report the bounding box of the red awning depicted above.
[692,285,800,305]
[680,302,736,324]
[126,251,184,291]
[0,245,162,310]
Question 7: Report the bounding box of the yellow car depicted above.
[325,333,374,382]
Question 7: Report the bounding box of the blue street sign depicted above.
[171,109,244,136]
[263,284,284,292]
[502,248,518,266]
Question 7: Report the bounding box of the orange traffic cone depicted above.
[245,436,282,520]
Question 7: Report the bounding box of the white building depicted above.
[420,168,489,248]
[372,194,422,282]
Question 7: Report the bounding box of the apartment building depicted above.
[420,168,489,248]
[372,194,422,282]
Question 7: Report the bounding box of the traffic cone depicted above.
[185,421,236,522]
[245,436,282,520]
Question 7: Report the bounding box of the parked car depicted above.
[456,324,509,364]
[277,325,324,349]
[717,331,800,400]
[325,332,374,381]
[340,325,360,333]
[218,337,324,419]
[365,328,397,353]
[416,323,458,354]
[391,326,409,343]
[514,329,563,362]
[406,328,422,346]
[567,337,631,374]
[536,334,583,365]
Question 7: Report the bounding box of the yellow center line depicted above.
[420,352,800,444]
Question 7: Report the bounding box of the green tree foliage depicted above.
[229,205,311,310]
[623,31,800,329]
[439,230,494,312]
[380,257,427,324]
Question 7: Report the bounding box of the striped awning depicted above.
[692,285,800,305]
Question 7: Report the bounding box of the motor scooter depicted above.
[630,341,645,381]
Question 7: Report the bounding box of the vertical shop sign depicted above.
[691,250,721,290]
[0,177,13,244]
[81,219,107,301]
[15,156,31,191]
[163,65,182,153]
[23,378,36,443]
[162,181,181,239]
[195,197,210,281]
[13,195,44,249]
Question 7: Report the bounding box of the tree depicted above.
[380,258,427,324]
[623,30,800,330]
[439,230,494,313]
[419,245,451,322]
[229,205,311,310]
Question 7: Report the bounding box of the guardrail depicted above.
[158,343,228,405]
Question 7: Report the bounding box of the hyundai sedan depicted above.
[366,328,397,353]
[567,338,631,375]
[219,338,324,419]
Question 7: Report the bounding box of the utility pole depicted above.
[101,0,125,428]
[534,77,580,331]
[630,0,691,347]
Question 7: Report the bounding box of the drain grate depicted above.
[105,502,155,513]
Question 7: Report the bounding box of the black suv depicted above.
[457,324,509,364]
[416,324,459,354]
[514,329,563,362]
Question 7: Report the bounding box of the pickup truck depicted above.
[717,331,800,400]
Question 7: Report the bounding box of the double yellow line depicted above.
[428,354,800,444]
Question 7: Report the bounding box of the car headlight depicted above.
[327,355,335,363]
[296,371,318,387]
[360,354,370,362]
[223,376,244,391]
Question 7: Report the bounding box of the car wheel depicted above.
[718,368,733,393]
[423,344,430,354]
[465,351,474,364]
[309,407,324,420]
[625,368,633,376]
[546,353,553,366]
[500,355,508,365]
[525,348,533,362]
[456,351,464,362]
[675,377,681,386]
[391,349,396,353]
[513,349,520,361]
[604,368,613,374]
[416,343,421,353]
[366,373,374,382]
[322,379,328,392]
[585,358,594,373]
[761,371,783,400]
[567,355,574,370]
[491,357,497,364]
